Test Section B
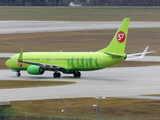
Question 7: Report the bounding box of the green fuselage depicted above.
[6,52,125,72]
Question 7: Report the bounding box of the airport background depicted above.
[0,0,160,119]
[1,113,160,120]
[0,0,160,6]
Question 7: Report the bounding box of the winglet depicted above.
[18,49,23,62]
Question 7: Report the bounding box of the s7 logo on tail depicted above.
[117,31,125,43]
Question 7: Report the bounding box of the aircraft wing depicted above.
[19,60,64,70]
[125,46,155,61]
[18,49,65,71]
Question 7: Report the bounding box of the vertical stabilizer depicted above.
[97,18,130,55]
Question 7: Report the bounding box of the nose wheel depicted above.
[53,72,61,78]
[16,72,21,77]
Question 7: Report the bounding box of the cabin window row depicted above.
[45,58,95,61]
[22,58,95,61]
[23,58,40,61]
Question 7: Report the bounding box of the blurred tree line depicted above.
[105,0,160,6]
[0,0,160,6]
[0,0,65,6]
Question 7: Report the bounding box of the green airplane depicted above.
[5,18,154,78]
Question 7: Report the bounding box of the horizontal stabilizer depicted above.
[126,46,155,61]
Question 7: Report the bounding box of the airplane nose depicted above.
[5,59,10,68]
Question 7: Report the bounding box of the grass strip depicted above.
[143,94,160,96]
[0,29,159,54]
[2,97,160,118]
[0,80,75,89]
[0,6,160,21]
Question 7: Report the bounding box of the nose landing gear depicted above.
[16,71,21,77]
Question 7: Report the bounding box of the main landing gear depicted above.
[53,71,81,78]
[53,72,61,78]
[73,71,81,78]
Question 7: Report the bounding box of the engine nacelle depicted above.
[27,65,44,75]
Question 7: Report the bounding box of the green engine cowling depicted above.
[27,65,44,75]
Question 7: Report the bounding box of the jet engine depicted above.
[27,65,44,75]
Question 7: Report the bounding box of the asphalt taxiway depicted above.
[0,21,160,101]
[1,21,160,34]
[0,65,160,101]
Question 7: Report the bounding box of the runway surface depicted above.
[0,65,160,102]
[0,21,160,101]
[1,21,160,34]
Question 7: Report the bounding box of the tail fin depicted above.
[97,18,130,55]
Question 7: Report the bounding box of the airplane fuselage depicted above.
[6,52,125,73]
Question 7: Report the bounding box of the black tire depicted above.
[53,72,61,78]
[57,73,61,78]
[73,71,81,78]
[77,71,81,77]
[53,73,57,78]
[17,72,21,77]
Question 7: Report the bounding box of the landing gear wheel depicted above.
[73,71,81,78]
[53,72,61,78]
[16,72,21,77]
